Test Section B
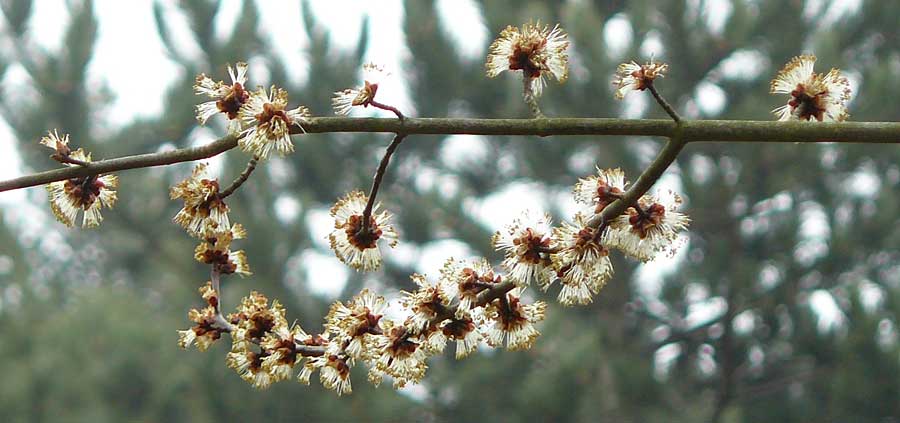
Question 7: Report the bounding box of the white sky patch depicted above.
[639,30,665,59]
[695,81,727,116]
[436,0,487,61]
[439,135,489,170]
[717,49,769,81]
[417,239,474,275]
[603,14,632,59]
[258,0,308,87]
[274,195,301,224]
[305,207,334,250]
[29,0,67,51]
[463,180,548,230]
[843,162,881,198]
[187,126,225,176]
[732,309,756,335]
[809,289,846,333]
[89,0,183,124]
[695,0,732,35]
[794,201,830,266]
[300,249,348,298]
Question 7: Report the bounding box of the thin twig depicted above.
[647,83,681,123]
[360,134,407,237]
[218,155,259,200]
[369,100,405,120]
[5,118,900,192]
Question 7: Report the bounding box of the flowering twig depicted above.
[588,129,687,228]
[360,133,407,239]
[218,155,259,200]
[647,83,681,123]
[4,119,900,193]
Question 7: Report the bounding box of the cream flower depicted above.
[229,292,288,352]
[770,54,851,122]
[439,257,502,318]
[482,294,546,351]
[170,163,230,236]
[299,342,353,396]
[612,59,669,99]
[177,305,223,352]
[328,191,398,272]
[194,62,250,131]
[401,273,453,333]
[45,149,118,228]
[441,313,481,359]
[573,167,627,214]
[260,323,309,383]
[332,63,390,115]
[486,22,569,97]
[550,214,614,306]
[39,129,72,158]
[607,190,690,262]
[325,288,387,360]
[369,324,428,388]
[194,223,251,276]
[238,85,310,159]
[226,350,273,389]
[491,210,555,289]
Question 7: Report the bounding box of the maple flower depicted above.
[607,190,690,262]
[177,302,223,352]
[45,148,118,228]
[486,21,569,97]
[238,85,310,160]
[441,313,481,359]
[573,167,627,214]
[328,191,398,272]
[401,273,453,333]
[613,59,669,99]
[229,292,287,353]
[194,223,251,276]
[226,350,273,389]
[194,62,250,131]
[332,63,390,115]
[550,214,615,306]
[299,341,353,396]
[169,163,229,236]
[369,324,428,388]
[439,257,502,318]
[324,289,387,360]
[492,211,555,289]
[260,322,309,383]
[39,129,72,158]
[482,294,547,351]
[770,54,851,122]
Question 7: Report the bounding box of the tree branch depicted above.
[4,118,900,193]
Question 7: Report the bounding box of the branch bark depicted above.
[3,118,900,192]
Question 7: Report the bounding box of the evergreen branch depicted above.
[4,118,900,193]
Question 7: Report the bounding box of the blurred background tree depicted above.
[0,0,898,421]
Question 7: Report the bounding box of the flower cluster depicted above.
[328,191,398,271]
[170,163,229,236]
[486,21,569,98]
[770,54,851,122]
[193,62,311,159]
[40,131,118,228]
[612,59,669,99]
